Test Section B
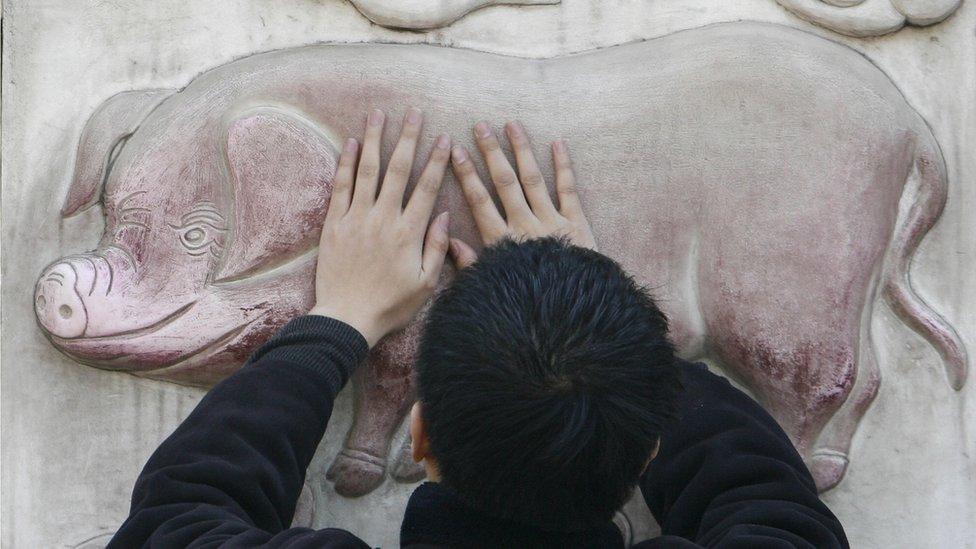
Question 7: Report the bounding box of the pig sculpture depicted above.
[35,22,967,496]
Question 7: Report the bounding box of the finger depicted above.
[351,109,385,210]
[325,137,359,223]
[505,121,557,218]
[451,145,508,242]
[377,107,423,211]
[473,121,532,220]
[449,238,479,270]
[404,133,451,228]
[421,212,451,280]
[552,139,584,219]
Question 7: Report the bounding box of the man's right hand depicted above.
[449,120,596,268]
[308,108,452,347]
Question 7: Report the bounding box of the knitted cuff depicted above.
[247,314,369,396]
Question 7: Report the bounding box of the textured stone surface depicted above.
[3,1,974,547]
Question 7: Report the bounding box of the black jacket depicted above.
[109,315,847,548]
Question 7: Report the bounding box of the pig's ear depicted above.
[215,108,339,282]
[61,89,174,217]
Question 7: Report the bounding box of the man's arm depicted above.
[637,362,849,548]
[109,316,372,548]
[109,107,453,547]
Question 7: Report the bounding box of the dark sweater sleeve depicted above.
[636,362,848,549]
[108,315,372,549]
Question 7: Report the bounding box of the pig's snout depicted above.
[34,259,94,338]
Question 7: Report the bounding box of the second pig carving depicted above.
[35,23,967,496]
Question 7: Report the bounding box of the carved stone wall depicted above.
[3,1,974,547]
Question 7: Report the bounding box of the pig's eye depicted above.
[169,202,227,257]
[174,222,223,256]
[184,228,206,246]
[180,226,211,251]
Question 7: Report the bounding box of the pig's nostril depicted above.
[59,305,73,319]
[36,295,47,309]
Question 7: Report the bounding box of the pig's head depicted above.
[34,90,339,386]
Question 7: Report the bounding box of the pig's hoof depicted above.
[810,449,849,492]
[326,449,386,497]
[391,440,426,483]
[392,460,426,483]
[392,459,426,483]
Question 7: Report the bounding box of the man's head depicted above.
[410,237,682,530]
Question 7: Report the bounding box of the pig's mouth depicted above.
[46,300,201,370]
[50,300,197,343]
[47,299,266,377]
[102,318,255,371]
[129,318,260,381]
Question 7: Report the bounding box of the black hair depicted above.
[416,237,681,531]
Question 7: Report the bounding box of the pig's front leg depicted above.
[325,318,422,497]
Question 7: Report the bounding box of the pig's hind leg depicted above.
[807,312,881,492]
[703,312,865,492]
[696,247,877,491]
[326,328,420,497]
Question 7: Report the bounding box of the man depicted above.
[109,108,848,548]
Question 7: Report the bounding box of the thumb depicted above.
[449,237,478,270]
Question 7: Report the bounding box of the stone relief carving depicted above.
[343,0,962,36]
[34,21,967,499]
[348,0,560,30]
[775,0,962,36]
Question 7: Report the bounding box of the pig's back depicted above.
[133,22,920,253]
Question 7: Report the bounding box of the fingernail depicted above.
[438,211,451,229]
[507,121,523,136]
[474,121,491,139]
[344,138,358,153]
[436,134,451,149]
[368,109,384,126]
[553,139,566,153]
[452,146,468,163]
[406,108,422,125]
